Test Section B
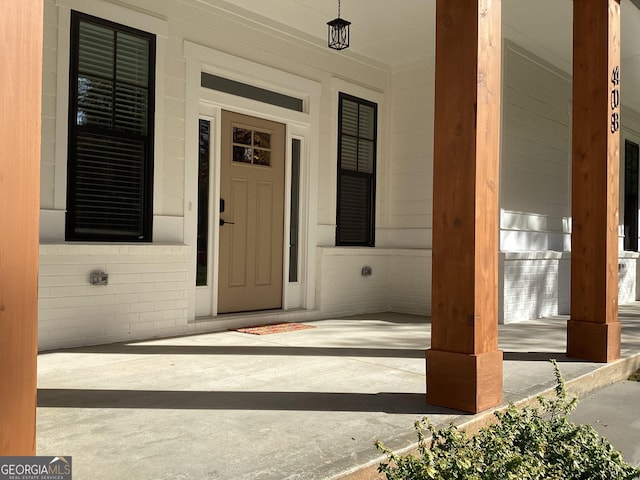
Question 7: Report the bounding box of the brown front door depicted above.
[218,111,285,313]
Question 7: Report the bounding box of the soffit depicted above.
[201,0,640,110]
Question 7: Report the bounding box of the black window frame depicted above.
[624,139,640,252]
[66,11,156,242]
[336,92,377,247]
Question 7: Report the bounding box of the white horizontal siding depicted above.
[501,42,571,251]
[387,58,435,247]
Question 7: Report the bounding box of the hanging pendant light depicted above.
[327,0,350,50]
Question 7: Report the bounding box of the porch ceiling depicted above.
[208,0,640,112]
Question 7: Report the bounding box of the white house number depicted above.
[611,65,620,133]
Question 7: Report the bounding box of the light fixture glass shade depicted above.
[327,17,351,50]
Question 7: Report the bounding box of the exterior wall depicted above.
[37,0,640,349]
[385,43,577,324]
[309,57,439,320]
[316,248,430,317]
[383,57,435,249]
[39,0,393,349]
[317,38,640,326]
[498,43,640,322]
[303,48,437,319]
[39,245,190,350]
[500,251,639,324]
[387,250,432,315]
[316,248,389,316]
[498,42,571,323]
[619,252,639,304]
[499,252,570,323]
[500,41,572,252]
[42,0,390,236]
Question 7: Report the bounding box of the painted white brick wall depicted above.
[316,247,640,323]
[500,252,638,324]
[558,256,571,314]
[316,247,431,317]
[499,252,567,324]
[39,244,191,350]
[316,248,389,317]
[619,252,639,304]
[387,252,431,315]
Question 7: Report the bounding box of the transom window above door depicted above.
[232,126,272,166]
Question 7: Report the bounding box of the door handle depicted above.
[220,218,235,226]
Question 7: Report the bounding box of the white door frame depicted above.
[184,42,321,320]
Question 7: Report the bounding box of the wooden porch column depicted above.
[0,1,42,454]
[568,0,621,363]
[426,0,503,413]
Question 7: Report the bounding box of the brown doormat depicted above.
[233,323,315,335]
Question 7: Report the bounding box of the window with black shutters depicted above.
[66,12,155,241]
[336,93,377,246]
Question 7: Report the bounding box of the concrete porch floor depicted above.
[37,305,640,480]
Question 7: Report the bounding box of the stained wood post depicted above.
[0,1,42,454]
[568,0,621,363]
[426,0,503,413]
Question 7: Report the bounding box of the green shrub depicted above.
[376,360,640,480]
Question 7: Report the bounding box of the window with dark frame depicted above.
[336,93,377,246]
[66,11,155,242]
[289,138,301,282]
[624,140,639,252]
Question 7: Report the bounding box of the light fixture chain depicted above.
[327,0,349,50]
